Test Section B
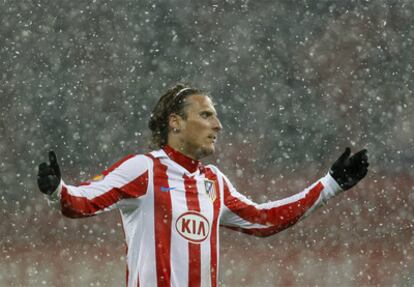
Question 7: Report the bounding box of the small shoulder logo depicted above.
[161,186,176,192]
[91,174,104,182]
[204,179,217,202]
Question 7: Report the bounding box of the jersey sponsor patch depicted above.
[204,179,217,202]
[176,211,210,243]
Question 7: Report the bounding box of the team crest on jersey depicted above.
[204,179,217,202]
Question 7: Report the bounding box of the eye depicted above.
[200,111,212,118]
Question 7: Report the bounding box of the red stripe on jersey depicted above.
[184,175,201,287]
[223,181,324,236]
[151,156,172,287]
[78,182,92,186]
[224,221,296,237]
[60,171,148,218]
[204,167,221,287]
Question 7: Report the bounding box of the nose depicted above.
[212,116,222,132]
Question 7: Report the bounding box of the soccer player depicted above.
[37,84,369,287]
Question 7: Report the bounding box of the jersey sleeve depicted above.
[47,154,149,218]
[220,172,342,237]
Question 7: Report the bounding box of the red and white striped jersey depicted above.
[48,145,342,287]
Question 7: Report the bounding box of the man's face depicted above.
[170,94,222,160]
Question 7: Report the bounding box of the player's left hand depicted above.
[329,147,369,190]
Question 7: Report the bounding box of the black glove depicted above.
[37,151,61,195]
[329,147,369,190]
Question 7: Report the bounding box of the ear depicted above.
[168,113,183,132]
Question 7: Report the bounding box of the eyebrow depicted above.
[200,109,217,116]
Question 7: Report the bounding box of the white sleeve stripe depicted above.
[64,155,148,200]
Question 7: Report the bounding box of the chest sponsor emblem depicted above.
[176,211,210,243]
[204,179,217,202]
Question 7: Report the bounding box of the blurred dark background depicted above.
[1,0,413,286]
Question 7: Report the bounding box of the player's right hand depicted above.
[37,151,61,195]
[329,147,369,191]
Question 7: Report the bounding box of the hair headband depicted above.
[175,87,193,98]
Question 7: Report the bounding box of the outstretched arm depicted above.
[220,148,369,237]
[37,151,149,218]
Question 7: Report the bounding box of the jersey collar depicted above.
[161,145,202,173]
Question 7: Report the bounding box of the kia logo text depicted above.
[176,212,210,243]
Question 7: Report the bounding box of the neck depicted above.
[167,137,199,160]
[162,145,201,173]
